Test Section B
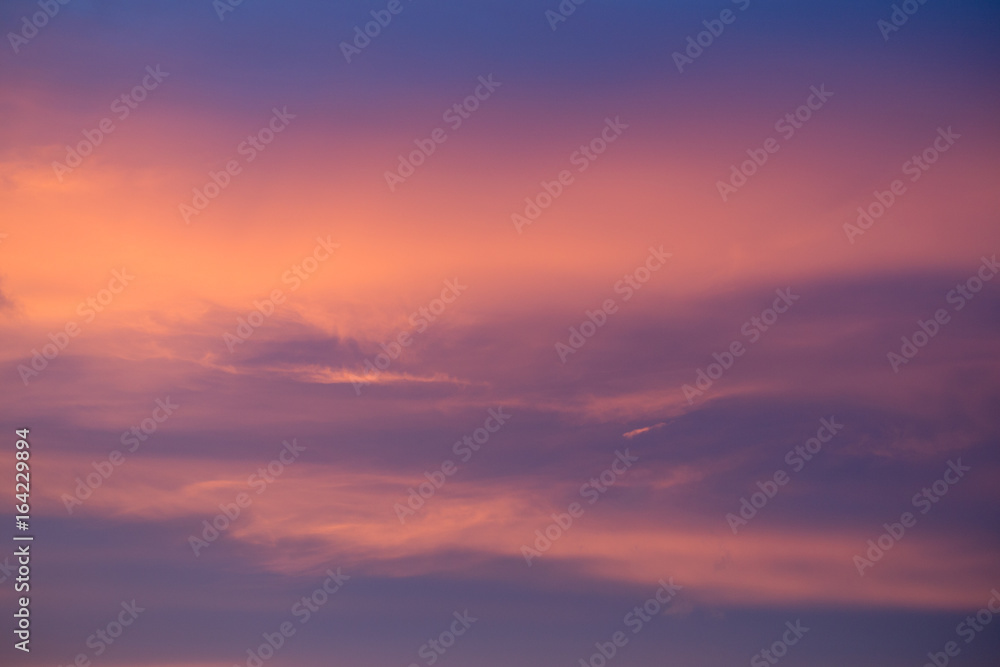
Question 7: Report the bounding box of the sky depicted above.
[1,0,999,665]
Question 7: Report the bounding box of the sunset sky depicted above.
[1,1,999,666]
